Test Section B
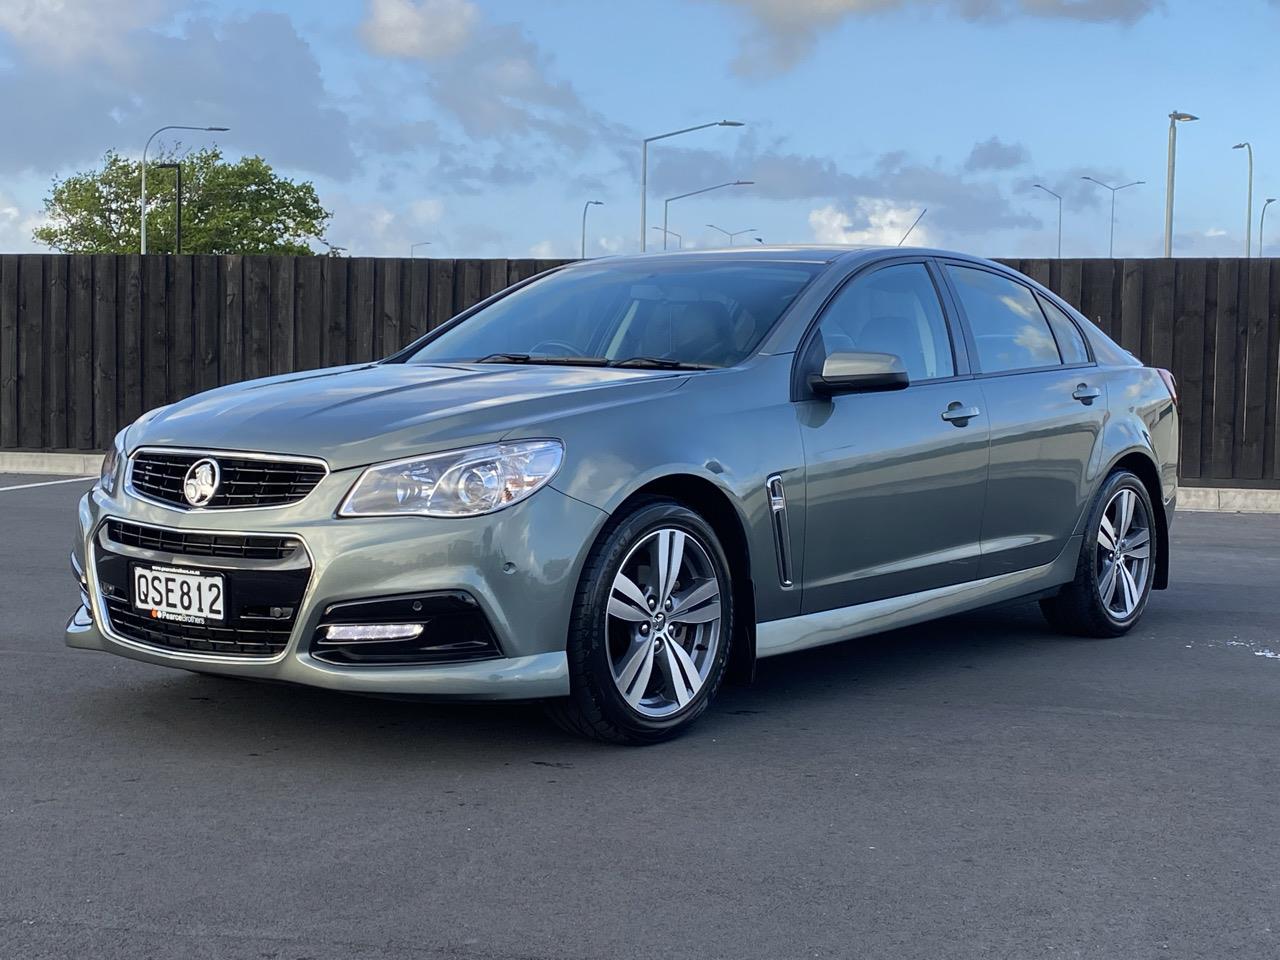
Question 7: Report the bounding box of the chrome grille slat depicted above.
[127,449,327,510]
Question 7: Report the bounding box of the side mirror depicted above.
[809,351,910,396]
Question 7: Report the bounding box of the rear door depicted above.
[939,262,1106,577]
[796,259,990,613]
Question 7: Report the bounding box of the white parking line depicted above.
[0,476,96,492]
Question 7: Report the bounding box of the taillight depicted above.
[1156,368,1178,406]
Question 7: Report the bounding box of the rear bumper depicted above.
[66,474,606,699]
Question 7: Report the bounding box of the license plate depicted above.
[133,564,225,623]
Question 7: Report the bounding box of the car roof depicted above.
[566,245,998,270]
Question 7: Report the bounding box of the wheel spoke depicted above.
[619,641,655,707]
[1118,563,1139,616]
[1097,516,1117,553]
[656,530,685,606]
[608,573,651,622]
[1125,528,1150,559]
[661,639,701,707]
[669,579,721,625]
[1116,490,1136,539]
[1098,559,1119,609]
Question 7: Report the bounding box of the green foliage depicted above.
[34,148,333,255]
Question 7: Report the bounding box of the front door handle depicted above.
[941,402,981,426]
[1072,383,1101,405]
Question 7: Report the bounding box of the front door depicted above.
[796,260,990,614]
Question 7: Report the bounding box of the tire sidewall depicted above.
[1084,471,1156,630]
[571,500,734,740]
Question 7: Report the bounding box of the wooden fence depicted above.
[0,254,1277,487]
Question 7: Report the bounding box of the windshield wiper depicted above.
[474,353,610,366]
[610,356,717,371]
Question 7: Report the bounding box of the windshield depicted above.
[403,260,825,369]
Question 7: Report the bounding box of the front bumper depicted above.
[66,471,608,700]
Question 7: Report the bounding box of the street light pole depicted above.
[1033,184,1063,258]
[581,200,603,259]
[1234,142,1254,257]
[651,226,682,249]
[1261,198,1277,257]
[662,181,753,250]
[410,242,432,257]
[140,124,228,254]
[1164,111,1198,257]
[157,162,182,254]
[706,224,756,245]
[1080,177,1144,257]
[641,120,744,252]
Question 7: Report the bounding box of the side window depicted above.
[1037,294,1091,365]
[946,265,1062,373]
[814,263,955,381]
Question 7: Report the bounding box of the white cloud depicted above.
[409,198,445,224]
[360,0,478,61]
[529,240,558,258]
[809,200,933,247]
[710,0,1157,74]
[0,190,46,252]
[0,0,171,64]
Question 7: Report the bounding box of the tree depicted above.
[34,148,333,255]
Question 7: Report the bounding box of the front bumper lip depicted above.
[65,603,568,698]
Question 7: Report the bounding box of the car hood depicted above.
[128,362,685,471]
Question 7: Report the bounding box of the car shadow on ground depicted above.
[72,598,1100,762]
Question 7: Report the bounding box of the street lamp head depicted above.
[1170,112,1198,122]
[1233,142,1249,150]
[206,126,230,132]
[733,180,754,186]
[588,200,603,206]
[719,121,745,127]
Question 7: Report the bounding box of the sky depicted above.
[0,0,1277,259]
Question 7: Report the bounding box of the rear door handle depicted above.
[941,402,981,426]
[1072,383,1101,405]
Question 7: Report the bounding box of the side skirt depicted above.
[755,536,1082,659]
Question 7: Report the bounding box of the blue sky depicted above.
[1,0,1277,258]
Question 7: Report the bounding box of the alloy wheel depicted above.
[605,527,723,718]
[1095,487,1152,621]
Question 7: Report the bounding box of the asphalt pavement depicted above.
[2,475,1277,960]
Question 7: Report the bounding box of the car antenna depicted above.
[897,208,927,246]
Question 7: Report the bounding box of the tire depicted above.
[547,498,734,744]
[1040,469,1157,638]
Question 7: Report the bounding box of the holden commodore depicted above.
[68,247,1178,742]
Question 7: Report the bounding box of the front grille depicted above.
[106,519,301,561]
[129,450,326,509]
[95,521,310,659]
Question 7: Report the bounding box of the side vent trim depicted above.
[766,474,794,588]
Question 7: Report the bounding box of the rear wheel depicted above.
[1040,470,1156,637]
[548,499,733,744]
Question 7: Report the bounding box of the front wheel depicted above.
[1040,469,1157,637]
[548,499,733,744]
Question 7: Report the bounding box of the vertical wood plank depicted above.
[294,258,323,372]
[1057,260,1084,314]
[1239,258,1271,478]
[377,259,402,355]
[1199,260,1219,475]
[348,257,375,363]
[507,259,539,285]
[0,257,19,448]
[1209,259,1240,479]
[453,259,484,313]
[221,255,245,386]
[193,256,220,393]
[1118,259,1144,354]
[1267,260,1280,482]
[18,256,45,447]
[69,256,94,449]
[1079,260,1113,335]
[45,255,68,448]
[426,259,454,333]
[322,257,349,368]
[481,259,509,299]
[244,256,271,381]
[1018,259,1051,287]
[170,255,194,403]
[91,255,117,448]
[1172,259,1207,479]
[1146,258,1176,370]
[142,256,168,412]
[270,257,296,375]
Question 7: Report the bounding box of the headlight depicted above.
[98,439,123,496]
[338,440,564,518]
